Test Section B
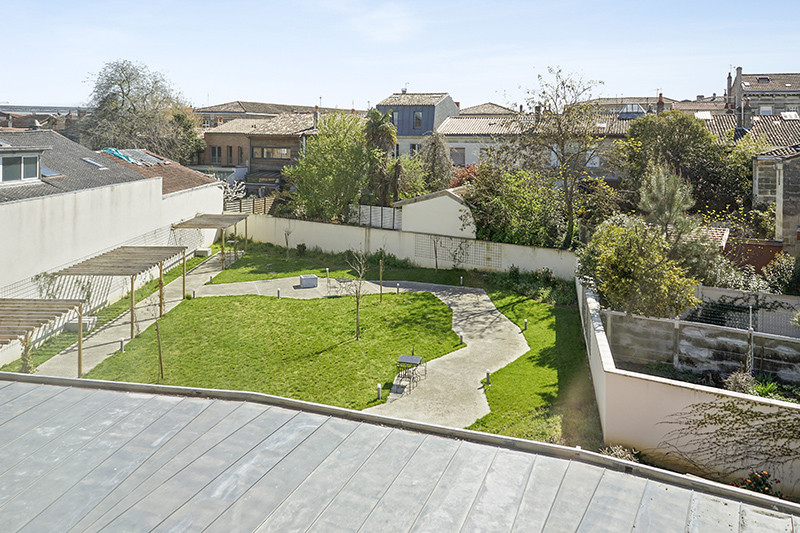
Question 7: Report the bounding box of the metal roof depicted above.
[0,376,797,531]
[0,299,83,346]
[172,213,248,230]
[53,246,186,277]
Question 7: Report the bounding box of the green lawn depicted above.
[1,255,207,373]
[85,293,460,410]
[468,290,603,450]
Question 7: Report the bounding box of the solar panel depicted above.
[82,157,107,169]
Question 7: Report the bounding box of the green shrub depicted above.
[296,243,307,256]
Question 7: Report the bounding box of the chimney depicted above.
[313,105,319,128]
[727,71,733,107]
[656,93,664,115]
[734,66,743,112]
[534,105,542,120]
[519,104,523,113]
[401,87,407,94]
[455,101,460,109]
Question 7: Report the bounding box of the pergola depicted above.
[53,246,187,339]
[0,298,85,375]
[173,213,250,269]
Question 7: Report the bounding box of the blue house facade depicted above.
[376,91,460,156]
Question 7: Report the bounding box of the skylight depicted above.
[694,111,713,121]
[0,140,8,147]
[82,157,107,170]
[781,111,800,121]
[41,166,61,177]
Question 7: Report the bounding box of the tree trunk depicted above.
[355,297,360,340]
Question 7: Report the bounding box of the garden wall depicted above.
[245,215,577,280]
[603,310,800,383]
[577,278,800,499]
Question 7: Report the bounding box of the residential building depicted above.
[195,101,345,129]
[437,115,519,167]
[376,91,460,157]
[0,129,222,358]
[731,67,800,120]
[198,112,325,194]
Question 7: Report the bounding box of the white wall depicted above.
[577,278,800,498]
[162,182,223,247]
[1,179,162,288]
[400,195,475,239]
[444,139,492,167]
[247,215,577,279]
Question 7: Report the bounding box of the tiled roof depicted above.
[205,118,269,135]
[670,101,728,113]
[587,96,680,107]
[196,101,345,115]
[458,102,515,115]
[98,148,218,195]
[760,145,800,159]
[0,130,149,205]
[250,113,317,136]
[437,116,521,136]
[377,92,449,107]
[2,377,798,531]
[742,73,800,94]
[698,226,730,248]
[748,114,800,148]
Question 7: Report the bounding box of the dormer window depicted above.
[1,154,39,182]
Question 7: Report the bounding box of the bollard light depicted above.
[460,276,463,286]
[326,267,329,279]
[277,288,281,300]
[120,338,125,352]
[377,383,382,400]
[486,369,490,386]
[524,318,528,331]
[209,275,213,284]
[192,289,196,299]
[396,283,400,294]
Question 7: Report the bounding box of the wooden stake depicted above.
[77,303,83,377]
[156,320,164,380]
[130,275,135,339]
[159,262,164,317]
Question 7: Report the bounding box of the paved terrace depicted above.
[0,375,797,532]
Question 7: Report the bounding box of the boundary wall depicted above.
[245,215,577,280]
[577,278,800,499]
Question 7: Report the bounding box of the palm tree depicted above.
[365,109,398,206]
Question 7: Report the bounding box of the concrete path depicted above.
[197,278,531,429]
[35,253,230,378]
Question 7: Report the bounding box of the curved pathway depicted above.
[197,277,530,428]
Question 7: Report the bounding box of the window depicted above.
[587,152,600,168]
[449,147,465,167]
[253,147,292,159]
[210,146,222,164]
[394,144,400,158]
[392,111,398,125]
[760,106,773,116]
[409,144,421,155]
[413,111,422,129]
[238,146,244,165]
[1,155,38,182]
[227,146,233,165]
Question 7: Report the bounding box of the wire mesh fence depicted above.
[684,289,800,339]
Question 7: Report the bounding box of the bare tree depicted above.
[346,250,369,339]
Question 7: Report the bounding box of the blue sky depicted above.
[5,0,798,110]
